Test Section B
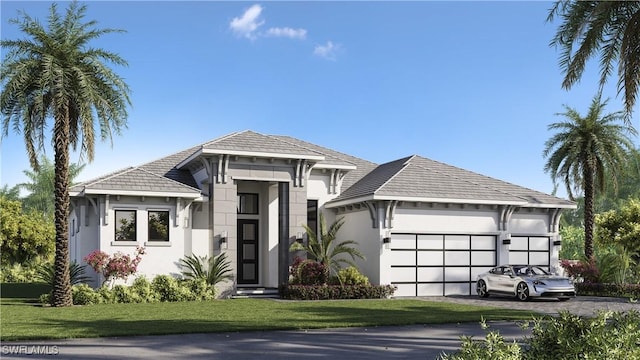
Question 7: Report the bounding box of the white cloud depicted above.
[229,4,265,39]
[265,27,307,40]
[314,41,341,60]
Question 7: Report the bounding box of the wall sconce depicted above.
[382,230,391,249]
[502,239,511,245]
[553,240,562,246]
[296,232,304,243]
[220,230,228,250]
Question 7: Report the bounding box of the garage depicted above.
[389,233,497,296]
[509,236,551,269]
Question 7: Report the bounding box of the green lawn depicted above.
[1,283,540,341]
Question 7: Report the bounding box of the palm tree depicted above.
[1,3,130,306]
[547,1,640,117]
[543,95,637,259]
[290,213,365,276]
[19,156,85,218]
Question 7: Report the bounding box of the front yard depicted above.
[0,283,539,341]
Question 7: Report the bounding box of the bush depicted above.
[72,284,101,305]
[280,284,396,300]
[183,278,215,301]
[0,257,50,283]
[289,257,328,285]
[130,276,159,303]
[575,282,640,298]
[151,275,192,302]
[336,266,369,286]
[560,258,600,282]
[438,310,640,360]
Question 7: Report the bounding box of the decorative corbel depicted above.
[364,201,379,228]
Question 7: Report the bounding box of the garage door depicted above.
[509,236,550,269]
[390,234,497,296]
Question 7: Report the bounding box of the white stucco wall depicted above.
[335,209,382,284]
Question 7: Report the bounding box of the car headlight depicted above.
[533,280,546,285]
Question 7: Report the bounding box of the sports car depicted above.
[476,264,575,301]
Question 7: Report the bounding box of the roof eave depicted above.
[71,188,203,199]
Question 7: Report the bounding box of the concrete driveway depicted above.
[2,296,637,360]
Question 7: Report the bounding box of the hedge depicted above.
[279,284,396,300]
[576,282,640,298]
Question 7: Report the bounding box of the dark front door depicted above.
[237,219,259,284]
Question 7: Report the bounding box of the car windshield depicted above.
[514,266,550,276]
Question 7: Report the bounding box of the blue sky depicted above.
[1,1,636,199]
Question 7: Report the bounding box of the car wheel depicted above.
[516,282,530,301]
[476,280,489,298]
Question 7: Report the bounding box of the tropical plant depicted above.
[1,2,131,306]
[34,261,90,286]
[289,213,365,276]
[179,252,233,287]
[596,197,640,259]
[543,95,637,259]
[547,1,640,117]
[0,184,21,201]
[18,156,85,218]
[0,197,54,264]
[597,245,636,284]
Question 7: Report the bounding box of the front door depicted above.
[237,219,259,284]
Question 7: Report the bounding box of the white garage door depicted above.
[389,234,497,297]
[510,236,550,269]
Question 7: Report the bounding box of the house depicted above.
[68,130,576,297]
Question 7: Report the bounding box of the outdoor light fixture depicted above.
[502,239,511,245]
[553,240,562,246]
[220,230,228,250]
[383,230,392,249]
[296,232,304,243]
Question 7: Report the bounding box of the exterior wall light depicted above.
[220,230,228,250]
[296,232,304,243]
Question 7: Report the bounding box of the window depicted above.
[307,200,318,238]
[115,210,136,241]
[148,211,169,241]
[237,193,258,214]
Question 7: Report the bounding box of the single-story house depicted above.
[69,130,576,297]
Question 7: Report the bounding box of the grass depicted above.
[1,283,541,341]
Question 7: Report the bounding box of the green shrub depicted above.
[280,284,396,300]
[151,275,191,302]
[71,284,100,305]
[97,285,115,304]
[34,261,90,286]
[130,276,159,303]
[183,278,215,301]
[336,266,369,286]
[576,282,640,298]
[438,310,640,360]
[38,292,51,305]
[112,284,144,303]
[0,258,49,283]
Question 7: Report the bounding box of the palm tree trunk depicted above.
[583,163,595,260]
[51,104,72,307]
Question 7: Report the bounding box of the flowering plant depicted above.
[84,247,146,286]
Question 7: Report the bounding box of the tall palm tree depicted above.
[543,95,637,259]
[1,3,130,306]
[290,213,365,276]
[547,1,640,117]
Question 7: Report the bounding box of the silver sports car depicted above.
[476,265,576,301]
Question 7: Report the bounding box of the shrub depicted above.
[575,282,640,298]
[280,284,396,300]
[438,310,640,360]
[151,275,191,302]
[289,257,328,285]
[560,258,599,282]
[179,252,233,287]
[130,276,159,303]
[84,247,145,286]
[336,266,369,286]
[34,261,90,286]
[112,284,143,303]
[72,284,100,305]
[183,278,215,301]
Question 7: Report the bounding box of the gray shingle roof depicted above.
[202,130,324,158]
[330,155,574,207]
[71,166,200,195]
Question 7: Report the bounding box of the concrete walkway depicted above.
[2,296,637,360]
